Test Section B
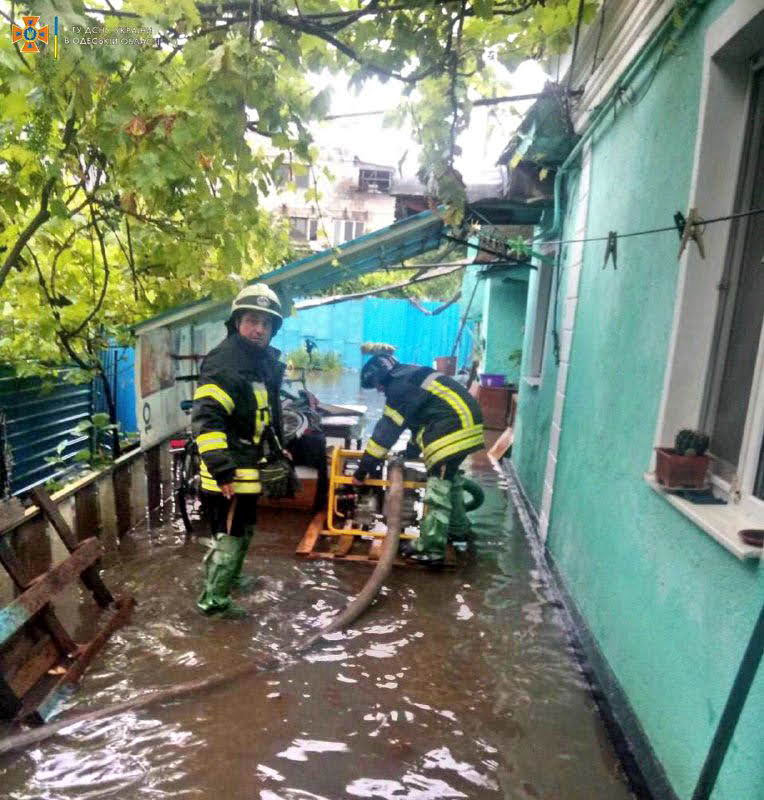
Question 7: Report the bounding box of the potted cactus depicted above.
[655,429,711,489]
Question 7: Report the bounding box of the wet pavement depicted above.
[0,469,635,799]
[0,374,635,799]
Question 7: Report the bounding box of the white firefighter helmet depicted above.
[228,283,283,334]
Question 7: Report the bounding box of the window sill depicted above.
[523,376,541,388]
[644,473,763,560]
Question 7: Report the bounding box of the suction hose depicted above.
[0,463,405,758]
[462,477,484,512]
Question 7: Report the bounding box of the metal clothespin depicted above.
[678,207,706,260]
[674,211,686,238]
[603,231,618,270]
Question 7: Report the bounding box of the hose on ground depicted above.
[0,462,405,758]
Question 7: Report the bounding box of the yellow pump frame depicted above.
[324,448,426,540]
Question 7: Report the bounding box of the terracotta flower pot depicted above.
[435,356,457,376]
[655,447,710,489]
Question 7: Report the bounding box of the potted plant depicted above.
[655,429,711,489]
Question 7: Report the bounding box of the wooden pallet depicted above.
[295,512,457,567]
[0,488,134,724]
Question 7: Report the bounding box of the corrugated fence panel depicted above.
[281,298,471,371]
[281,300,366,369]
[0,371,93,497]
[94,347,137,434]
[362,298,473,368]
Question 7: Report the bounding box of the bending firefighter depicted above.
[353,356,485,565]
[191,284,290,617]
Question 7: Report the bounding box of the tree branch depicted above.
[448,3,466,164]
[0,114,77,290]
[66,208,110,340]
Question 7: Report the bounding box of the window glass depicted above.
[289,216,308,240]
[706,68,764,482]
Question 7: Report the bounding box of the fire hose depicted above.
[0,462,405,758]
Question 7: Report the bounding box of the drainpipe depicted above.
[542,0,710,240]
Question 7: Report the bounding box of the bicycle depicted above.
[172,399,207,539]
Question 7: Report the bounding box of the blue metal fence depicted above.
[362,297,473,368]
[280,301,365,368]
[105,297,475,440]
[93,346,137,434]
[0,370,93,497]
[281,297,473,370]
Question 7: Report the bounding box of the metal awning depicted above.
[133,200,553,334]
[134,210,444,333]
[258,209,443,297]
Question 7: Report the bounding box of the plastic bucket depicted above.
[479,373,506,387]
[435,356,457,376]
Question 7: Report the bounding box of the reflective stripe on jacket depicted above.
[358,364,484,476]
[191,333,285,493]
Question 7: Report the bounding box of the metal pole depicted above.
[450,276,480,359]
[691,602,764,800]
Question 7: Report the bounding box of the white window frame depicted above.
[650,0,764,558]
[333,218,365,244]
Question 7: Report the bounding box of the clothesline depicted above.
[532,207,763,248]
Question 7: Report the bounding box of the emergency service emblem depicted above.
[256,296,270,308]
[10,16,49,53]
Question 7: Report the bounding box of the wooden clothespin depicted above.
[678,207,705,260]
[603,231,618,270]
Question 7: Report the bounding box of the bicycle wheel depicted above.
[176,441,205,536]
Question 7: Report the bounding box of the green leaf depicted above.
[50,199,70,219]
[91,412,111,428]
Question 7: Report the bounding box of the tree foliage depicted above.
[0,0,596,396]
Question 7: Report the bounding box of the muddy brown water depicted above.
[0,458,635,800]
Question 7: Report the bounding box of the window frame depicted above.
[651,0,764,549]
[288,216,309,241]
[333,218,365,244]
[701,60,764,506]
[358,168,392,193]
[525,245,556,383]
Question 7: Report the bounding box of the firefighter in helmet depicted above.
[192,283,290,616]
[353,355,484,565]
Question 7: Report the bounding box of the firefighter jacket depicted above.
[355,364,484,479]
[192,333,286,495]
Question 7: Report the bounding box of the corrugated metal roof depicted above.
[259,208,443,296]
[134,209,444,333]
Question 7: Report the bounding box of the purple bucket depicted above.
[479,373,506,388]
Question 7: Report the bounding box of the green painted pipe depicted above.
[542,0,710,240]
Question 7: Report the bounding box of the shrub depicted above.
[285,349,343,372]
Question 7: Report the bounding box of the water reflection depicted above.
[0,375,634,800]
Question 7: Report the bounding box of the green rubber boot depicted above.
[231,526,257,592]
[409,476,452,565]
[448,471,472,545]
[197,534,248,618]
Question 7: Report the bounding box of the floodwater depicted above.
[0,373,636,800]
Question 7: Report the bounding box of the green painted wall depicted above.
[481,276,528,384]
[511,2,763,799]
[512,170,581,512]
